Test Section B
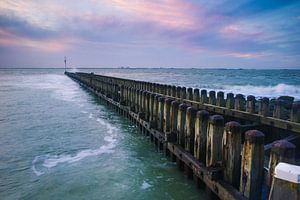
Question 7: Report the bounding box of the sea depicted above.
[0,68,300,200]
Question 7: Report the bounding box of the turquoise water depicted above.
[1,68,300,200]
[0,69,204,200]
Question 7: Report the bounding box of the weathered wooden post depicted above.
[185,107,197,154]
[166,85,171,96]
[209,91,216,105]
[240,130,265,200]
[273,99,285,119]
[194,110,209,164]
[177,104,188,147]
[149,93,156,122]
[235,94,246,111]
[206,115,224,167]
[216,91,225,107]
[246,95,256,113]
[181,87,187,100]
[222,121,241,189]
[164,98,173,134]
[193,89,200,102]
[201,90,208,104]
[226,93,235,109]
[187,88,193,100]
[171,86,177,98]
[145,92,151,121]
[258,97,269,117]
[151,94,161,129]
[171,101,180,138]
[267,140,296,197]
[158,96,165,131]
[291,101,300,122]
[176,86,181,99]
[268,162,300,200]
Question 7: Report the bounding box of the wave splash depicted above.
[208,83,300,99]
[32,114,117,176]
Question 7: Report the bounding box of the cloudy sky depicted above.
[0,0,299,68]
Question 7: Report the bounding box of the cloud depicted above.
[0,28,75,52]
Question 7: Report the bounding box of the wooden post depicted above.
[246,95,256,113]
[185,107,197,154]
[216,91,225,107]
[187,88,193,100]
[258,97,269,117]
[171,100,180,130]
[273,99,285,119]
[269,162,300,200]
[240,130,265,200]
[149,93,156,122]
[291,101,300,123]
[226,93,234,109]
[201,89,208,104]
[171,86,177,97]
[194,89,200,102]
[209,91,216,105]
[181,87,187,100]
[158,96,165,131]
[176,86,181,98]
[206,115,224,167]
[164,98,173,133]
[194,110,209,164]
[145,92,151,121]
[267,140,296,198]
[222,121,241,189]
[177,104,188,147]
[167,85,172,96]
[235,94,245,111]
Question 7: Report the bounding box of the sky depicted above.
[0,0,299,68]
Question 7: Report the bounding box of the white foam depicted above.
[32,117,118,176]
[203,83,300,99]
[89,113,93,119]
[141,180,152,190]
[42,144,115,168]
[31,156,45,176]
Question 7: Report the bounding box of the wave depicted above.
[205,83,300,99]
[32,116,117,176]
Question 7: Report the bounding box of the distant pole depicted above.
[64,56,67,72]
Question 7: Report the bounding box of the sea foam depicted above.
[206,83,300,99]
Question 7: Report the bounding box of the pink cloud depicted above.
[100,0,201,32]
[223,51,266,59]
[0,29,75,52]
[220,25,263,39]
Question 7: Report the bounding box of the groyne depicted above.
[65,71,300,200]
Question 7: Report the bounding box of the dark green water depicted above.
[0,69,205,200]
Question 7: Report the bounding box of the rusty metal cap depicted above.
[271,140,296,156]
[225,121,241,133]
[245,130,265,144]
[165,98,174,104]
[217,91,224,97]
[179,103,188,111]
[209,91,216,96]
[171,100,180,107]
[235,94,244,99]
[247,95,255,101]
[186,107,198,116]
[227,93,234,98]
[197,110,209,120]
[209,115,224,126]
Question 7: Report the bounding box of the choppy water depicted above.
[0,68,299,200]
